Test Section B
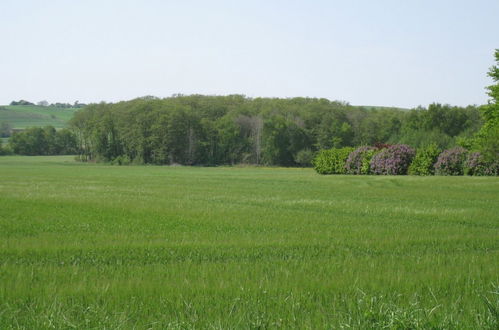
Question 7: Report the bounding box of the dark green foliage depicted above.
[294,149,315,167]
[313,147,354,174]
[110,155,132,166]
[0,140,12,155]
[8,126,77,155]
[9,100,34,106]
[395,104,481,150]
[474,49,499,162]
[408,143,441,176]
[396,128,455,150]
[69,96,481,166]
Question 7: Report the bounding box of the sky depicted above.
[0,0,498,108]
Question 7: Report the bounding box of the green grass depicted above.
[0,156,498,329]
[0,105,78,129]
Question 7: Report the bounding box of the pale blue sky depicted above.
[1,0,498,108]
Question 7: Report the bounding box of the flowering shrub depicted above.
[434,147,467,175]
[370,144,415,175]
[408,144,441,176]
[488,160,499,176]
[345,146,378,174]
[314,144,497,176]
[464,152,499,176]
[313,147,354,174]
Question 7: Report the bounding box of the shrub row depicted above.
[313,147,354,174]
[313,144,498,176]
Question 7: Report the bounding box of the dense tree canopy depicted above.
[474,49,499,161]
[70,95,481,166]
[9,126,77,156]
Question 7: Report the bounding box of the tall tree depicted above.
[475,49,499,161]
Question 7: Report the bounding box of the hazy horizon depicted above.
[1,0,498,108]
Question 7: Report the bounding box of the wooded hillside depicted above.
[70,95,481,166]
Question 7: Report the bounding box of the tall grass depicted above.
[0,156,498,328]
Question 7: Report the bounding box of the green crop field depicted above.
[0,156,498,328]
[0,105,78,129]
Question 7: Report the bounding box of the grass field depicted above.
[0,105,78,129]
[0,156,498,328]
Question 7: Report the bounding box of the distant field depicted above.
[0,156,498,328]
[0,105,78,129]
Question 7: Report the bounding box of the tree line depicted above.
[3,127,77,156]
[68,95,481,166]
[9,100,87,108]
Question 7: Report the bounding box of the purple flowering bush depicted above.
[345,146,377,174]
[370,144,415,175]
[464,152,499,176]
[434,147,467,175]
[314,144,497,176]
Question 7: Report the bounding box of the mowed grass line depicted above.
[0,156,498,328]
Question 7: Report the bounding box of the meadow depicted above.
[0,105,77,129]
[0,156,498,328]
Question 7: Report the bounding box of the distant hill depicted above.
[0,105,79,129]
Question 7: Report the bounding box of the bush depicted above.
[345,146,378,174]
[464,152,499,176]
[0,141,13,156]
[313,147,354,174]
[111,155,132,166]
[488,160,499,176]
[434,147,467,175]
[294,149,315,167]
[370,144,415,175]
[408,144,441,176]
